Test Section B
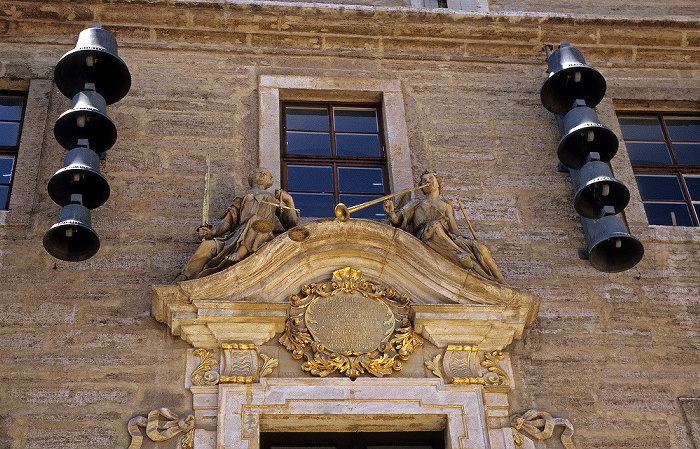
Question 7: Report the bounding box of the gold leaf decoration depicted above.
[279,267,422,379]
[425,354,443,378]
[191,348,220,386]
[481,350,510,386]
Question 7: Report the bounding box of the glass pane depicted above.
[339,194,385,219]
[338,167,385,194]
[684,176,700,201]
[0,157,14,185]
[0,122,20,147]
[0,185,8,210]
[665,117,700,142]
[625,141,672,165]
[289,192,334,218]
[334,108,379,133]
[635,175,684,201]
[643,202,693,226]
[287,165,333,192]
[336,133,381,157]
[618,117,664,141]
[0,96,24,121]
[286,131,332,156]
[672,142,700,165]
[285,107,330,131]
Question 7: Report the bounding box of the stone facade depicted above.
[0,1,699,448]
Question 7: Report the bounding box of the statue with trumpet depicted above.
[175,167,302,282]
[382,170,505,284]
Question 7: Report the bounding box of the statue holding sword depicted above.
[174,166,299,282]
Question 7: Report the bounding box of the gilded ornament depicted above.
[191,348,220,386]
[481,350,510,386]
[279,267,423,379]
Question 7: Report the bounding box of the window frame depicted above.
[617,112,700,227]
[0,90,28,210]
[280,101,390,218]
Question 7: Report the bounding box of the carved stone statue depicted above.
[383,170,505,284]
[175,167,298,282]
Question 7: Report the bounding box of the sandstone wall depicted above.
[0,1,698,448]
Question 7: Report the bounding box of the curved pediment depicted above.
[152,219,539,350]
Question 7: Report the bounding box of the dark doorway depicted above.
[261,431,446,449]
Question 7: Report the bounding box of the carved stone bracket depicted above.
[510,409,576,449]
[127,408,194,449]
[220,343,278,383]
[279,267,423,379]
[425,347,511,387]
[191,345,278,386]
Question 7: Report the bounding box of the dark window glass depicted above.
[286,107,330,131]
[672,142,700,165]
[334,108,379,133]
[282,102,387,218]
[0,92,25,210]
[617,113,700,226]
[338,167,385,194]
[0,122,20,147]
[286,131,332,156]
[665,117,700,141]
[643,202,693,226]
[335,133,381,157]
[0,156,14,186]
[618,117,664,141]
[287,165,334,192]
[684,176,700,201]
[635,175,684,201]
[0,96,24,121]
[625,142,673,165]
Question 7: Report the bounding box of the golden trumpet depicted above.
[334,183,430,222]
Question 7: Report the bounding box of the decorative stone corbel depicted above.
[510,409,576,449]
[220,343,278,383]
[425,346,510,386]
[191,345,278,386]
[127,408,195,449]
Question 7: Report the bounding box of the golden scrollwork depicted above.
[279,267,423,379]
[191,348,220,386]
[481,350,510,386]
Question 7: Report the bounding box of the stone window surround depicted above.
[258,75,414,199]
[0,78,52,227]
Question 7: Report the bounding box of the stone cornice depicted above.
[152,219,539,350]
[0,2,698,69]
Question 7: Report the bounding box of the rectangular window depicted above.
[0,92,27,210]
[281,102,389,219]
[617,113,700,226]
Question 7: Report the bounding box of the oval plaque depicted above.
[305,292,395,353]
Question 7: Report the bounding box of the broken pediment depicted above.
[153,219,539,350]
